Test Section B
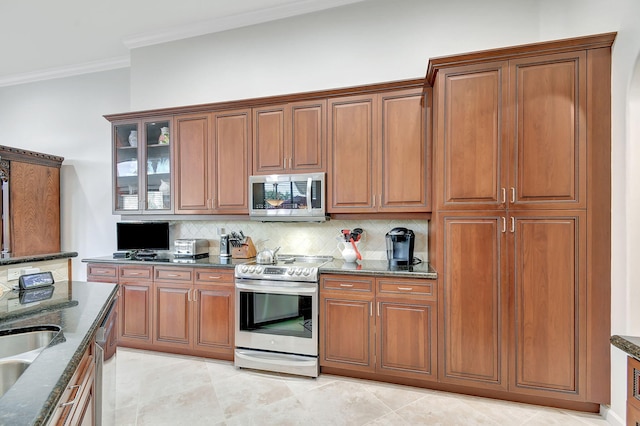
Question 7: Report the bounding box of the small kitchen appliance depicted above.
[385,227,415,267]
[173,239,209,258]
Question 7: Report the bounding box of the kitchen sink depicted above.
[0,326,61,398]
[0,360,30,398]
[0,326,60,359]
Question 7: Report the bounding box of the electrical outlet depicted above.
[7,267,23,281]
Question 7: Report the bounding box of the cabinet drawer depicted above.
[87,264,117,279]
[155,267,193,282]
[322,275,373,292]
[119,266,153,280]
[50,344,94,425]
[194,268,233,284]
[377,279,436,297]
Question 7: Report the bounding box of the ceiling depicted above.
[0,0,365,87]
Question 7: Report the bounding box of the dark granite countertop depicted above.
[0,280,117,426]
[0,252,78,267]
[320,259,437,279]
[611,335,640,360]
[82,255,249,269]
[82,256,438,279]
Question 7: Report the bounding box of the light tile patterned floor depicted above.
[115,348,609,426]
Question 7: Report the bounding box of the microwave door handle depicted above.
[306,177,312,212]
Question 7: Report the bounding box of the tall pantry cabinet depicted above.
[427,33,614,405]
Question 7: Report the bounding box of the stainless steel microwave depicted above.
[249,173,327,222]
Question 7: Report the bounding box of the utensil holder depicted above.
[232,237,257,259]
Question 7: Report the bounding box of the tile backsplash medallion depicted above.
[173,219,429,263]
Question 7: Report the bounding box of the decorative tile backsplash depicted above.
[173,219,429,262]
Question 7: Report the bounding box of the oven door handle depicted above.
[235,281,317,295]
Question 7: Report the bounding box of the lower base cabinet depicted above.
[86,263,234,359]
[48,341,95,425]
[320,274,437,381]
[628,357,640,426]
[153,267,234,356]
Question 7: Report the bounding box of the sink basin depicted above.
[0,326,61,398]
[0,360,30,398]
[0,326,60,360]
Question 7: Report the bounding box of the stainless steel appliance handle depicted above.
[306,177,312,212]
[235,280,318,295]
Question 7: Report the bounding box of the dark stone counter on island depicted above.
[611,335,640,360]
[0,251,77,267]
[0,280,117,426]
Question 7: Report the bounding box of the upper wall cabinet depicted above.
[252,100,326,175]
[174,109,251,214]
[112,117,173,214]
[433,51,587,211]
[327,88,430,213]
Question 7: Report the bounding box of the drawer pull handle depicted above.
[397,287,413,291]
[167,274,179,277]
[208,276,221,279]
[340,283,354,287]
[67,384,81,391]
[129,272,141,275]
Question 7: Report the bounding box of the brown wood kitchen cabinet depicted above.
[327,88,430,213]
[253,100,326,174]
[111,117,173,214]
[153,266,235,358]
[428,33,613,407]
[627,356,640,426]
[48,339,95,425]
[174,109,251,214]
[0,146,62,258]
[86,262,235,359]
[118,265,154,348]
[89,263,154,349]
[320,274,437,381]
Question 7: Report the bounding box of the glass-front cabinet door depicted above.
[113,117,172,214]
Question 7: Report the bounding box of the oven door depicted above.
[235,279,318,356]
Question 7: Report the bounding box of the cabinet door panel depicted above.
[440,214,508,389]
[291,100,325,172]
[154,283,191,346]
[320,294,374,371]
[378,299,436,380]
[174,114,210,212]
[379,89,429,211]
[436,63,507,209]
[327,95,377,213]
[10,162,61,256]
[213,109,251,212]
[511,52,586,208]
[253,105,287,174]
[511,212,586,395]
[194,285,233,351]
[119,282,152,343]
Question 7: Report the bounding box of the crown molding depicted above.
[122,0,366,49]
[0,56,130,88]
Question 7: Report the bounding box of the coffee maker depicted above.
[385,227,415,267]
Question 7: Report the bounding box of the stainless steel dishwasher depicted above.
[95,297,117,426]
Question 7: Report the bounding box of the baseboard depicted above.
[601,404,624,426]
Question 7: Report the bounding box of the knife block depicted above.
[232,237,257,259]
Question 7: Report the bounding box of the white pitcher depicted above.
[337,241,357,263]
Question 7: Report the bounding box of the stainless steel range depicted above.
[234,255,331,378]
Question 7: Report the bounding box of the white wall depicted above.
[0,69,130,280]
[130,0,540,110]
